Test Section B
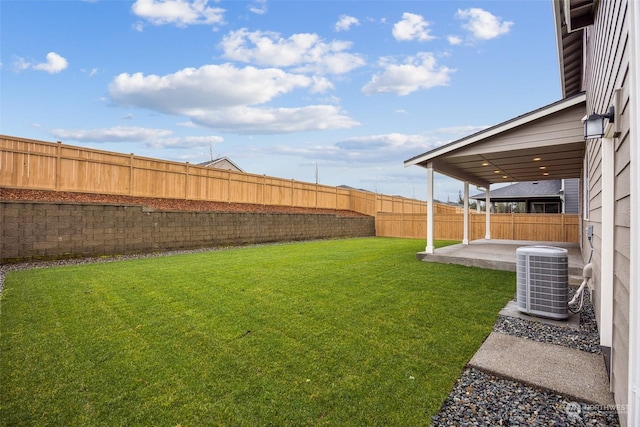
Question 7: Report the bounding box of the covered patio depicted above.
[404,92,586,256]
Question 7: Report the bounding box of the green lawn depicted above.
[0,237,515,426]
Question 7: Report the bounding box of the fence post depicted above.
[511,213,515,240]
[185,162,190,199]
[129,153,134,196]
[55,142,62,190]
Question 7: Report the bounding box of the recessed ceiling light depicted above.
[494,170,500,174]
[543,172,549,176]
[482,162,489,166]
[533,157,541,161]
[502,175,508,179]
[540,166,546,170]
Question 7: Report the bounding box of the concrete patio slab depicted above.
[469,332,614,406]
[417,239,585,276]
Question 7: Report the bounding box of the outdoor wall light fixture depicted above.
[583,106,615,139]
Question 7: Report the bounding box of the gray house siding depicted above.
[562,178,580,213]
[585,0,632,421]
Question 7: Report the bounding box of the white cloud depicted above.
[392,12,435,42]
[131,0,225,27]
[266,133,434,164]
[51,126,173,142]
[434,125,489,136]
[12,56,31,72]
[335,133,435,162]
[15,52,68,74]
[219,29,365,75]
[147,135,224,149]
[81,67,99,77]
[248,0,267,15]
[361,52,453,96]
[50,126,224,149]
[456,8,513,40]
[108,64,358,134]
[335,15,359,32]
[189,105,359,134]
[109,64,314,111]
[447,35,462,45]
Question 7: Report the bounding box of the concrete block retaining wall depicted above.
[0,201,375,263]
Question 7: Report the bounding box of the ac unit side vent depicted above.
[516,246,569,320]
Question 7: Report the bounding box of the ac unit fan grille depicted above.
[516,247,569,320]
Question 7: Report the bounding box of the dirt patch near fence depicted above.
[0,188,369,217]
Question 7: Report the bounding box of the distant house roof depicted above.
[198,157,244,173]
[471,180,562,202]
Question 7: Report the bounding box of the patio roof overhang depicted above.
[471,194,562,202]
[404,92,586,188]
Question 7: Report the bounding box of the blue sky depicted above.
[0,0,561,202]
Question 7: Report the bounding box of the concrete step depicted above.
[468,332,614,406]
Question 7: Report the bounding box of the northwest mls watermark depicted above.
[560,401,626,421]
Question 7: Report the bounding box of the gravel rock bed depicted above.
[493,291,601,354]
[432,290,620,426]
[432,368,620,426]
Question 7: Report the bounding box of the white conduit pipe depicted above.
[569,263,593,311]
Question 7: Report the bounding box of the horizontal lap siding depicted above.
[588,0,631,419]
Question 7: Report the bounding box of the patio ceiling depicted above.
[404,93,586,188]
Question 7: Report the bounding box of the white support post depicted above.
[425,167,435,254]
[485,187,491,240]
[463,182,469,245]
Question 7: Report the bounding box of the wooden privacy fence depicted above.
[0,135,579,243]
[376,212,579,242]
[0,135,425,217]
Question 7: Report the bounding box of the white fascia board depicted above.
[404,93,586,169]
[553,0,568,98]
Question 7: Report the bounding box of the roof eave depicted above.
[553,0,569,97]
[471,194,562,200]
[403,92,586,169]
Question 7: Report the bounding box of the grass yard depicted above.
[0,237,515,426]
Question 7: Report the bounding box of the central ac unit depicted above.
[516,246,569,320]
